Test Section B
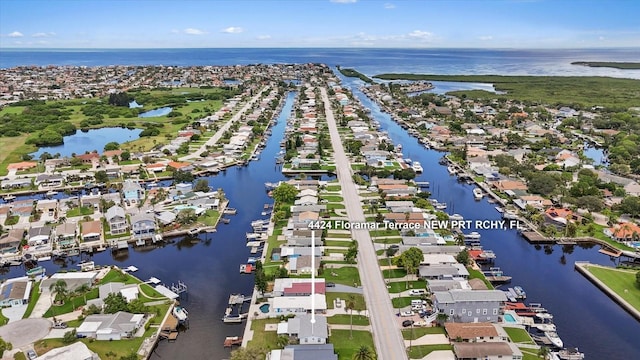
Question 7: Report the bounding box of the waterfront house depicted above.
[54,222,77,248]
[544,207,578,227]
[81,220,102,243]
[98,282,139,303]
[277,314,328,344]
[605,222,640,242]
[130,213,155,240]
[35,174,65,188]
[420,254,458,266]
[35,342,99,360]
[272,293,327,314]
[105,205,128,235]
[0,205,9,224]
[0,177,32,189]
[419,264,469,280]
[27,225,52,246]
[272,278,326,297]
[452,342,523,360]
[432,290,507,323]
[0,229,23,253]
[294,195,317,206]
[76,152,99,165]
[444,323,509,343]
[41,272,97,293]
[6,161,37,172]
[287,255,321,276]
[36,199,58,220]
[268,344,337,360]
[76,311,145,340]
[0,279,31,307]
[122,179,144,204]
[427,279,472,293]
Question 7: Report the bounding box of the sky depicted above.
[0,0,639,49]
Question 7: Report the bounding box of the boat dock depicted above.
[228,294,251,305]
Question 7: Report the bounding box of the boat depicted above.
[447,166,457,175]
[26,266,46,276]
[513,286,526,299]
[502,211,519,220]
[411,161,423,173]
[556,348,585,360]
[473,188,483,200]
[187,228,201,235]
[404,158,412,165]
[544,331,564,348]
[37,256,52,262]
[435,203,447,210]
[45,190,58,197]
[395,144,403,153]
[449,213,464,221]
[495,207,504,213]
[221,218,231,224]
[223,208,238,215]
[3,194,16,201]
[239,264,253,274]
[222,314,245,323]
[247,257,257,263]
[533,323,557,332]
[465,231,481,239]
[173,306,189,323]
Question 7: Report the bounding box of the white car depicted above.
[399,310,414,317]
[409,289,427,296]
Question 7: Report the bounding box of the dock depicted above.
[228,294,251,305]
[223,336,243,348]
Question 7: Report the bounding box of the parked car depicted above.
[26,350,37,360]
[399,310,413,317]
[326,282,335,287]
[53,321,67,329]
[402,320,415,327]
[409,289,427,296]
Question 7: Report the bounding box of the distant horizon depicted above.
[2,46,639,51]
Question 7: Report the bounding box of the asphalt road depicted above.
[321,88,408,360]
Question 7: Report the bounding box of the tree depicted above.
[272,183,298,204]
[62,329,77,344]
[177,208,198,226]
[194,179,210,192]
[399,247,423,286]
[352,345,376,360]
[104,293,129,314]
[456,249,469,265]
[636,270,640,287]
[345,295,357,339]
[120,150,131,161]
[0,337,12,357]
[435,312,449,326]
[49,279,68,305]
[276,335,290,348]
[618,196,640,218]
[173,170,194,184]
[345,240,358,263]
[74,283,92,304]
[104,141,120,151]
[565,222,577,238]
[538,345,551,360]
[94,170,109,184]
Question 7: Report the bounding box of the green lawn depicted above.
[504,327,535,344]
[66,206,94,217]
[326,185,342,192]
[320,195,344,202]
[324,240,351,247]
[382,268,407,279]
[329,329,376,360]
[467,266,494,289]
[373,237,403,244]
[392,296,422,308]
[43,288,99,317]
[327,314,370,326]
[326,233,352,239]
[247,318,280,351]
[387,280,426,293]
[325,292,367,311]
[402,326,445,340]
[586,265,640,312]
[197,209,220,226]
[407,344,453,359]
[322,266,361,286]
[99,268,140,285]
[23,281,42,319]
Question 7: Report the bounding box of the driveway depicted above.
[326,284,363,294]
[0,318,52,348]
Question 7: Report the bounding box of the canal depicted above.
[2,91,297,359]
[336,73,640,359]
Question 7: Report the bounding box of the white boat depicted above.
[513,286,526,299]
[411,161,423,173]
[45,190,58,197]
[3,194,16,201]
[447,166,457,175]
[404,158,413,165]
[37,256,52,262]
[449,213,464,221]
[533,323,557,332]
[187,228,201,235]
[502,211,519,220]
[535,312,554,321]
[495,207,504,213]
[435,203,447,210]
[465,231,481,239]
[544,331,564,348]
[173,306,189,322]
[556,348,585,360]
[473,188,483,200]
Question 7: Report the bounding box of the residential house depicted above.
[277,314,328,344]
[0,228,23,253]
[75,152,99,165]
[37,342,99,360]
[54,222,77,248]
[272,278,326,297]
[444,322,509,343]
[130,213,156,240]
[452,342,523,360]
[272,294,327,314]
[105,205,128,235]
[544,207,578,227]
[0,279,31,307]
[35,174,65,188]
[76,311,145,340]
[419,264,469,280]
[288,255,321,275]
[122,179,144,204]
[27,225,52,246]
[268,344,337,360]
[98,282,139,303]
[605,222,640,242]
[1,178,32,189]
[432,290,507,323]
[81,220,102,242]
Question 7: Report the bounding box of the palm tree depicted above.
[49,279,68,306]
[74,283,91,305]
[538,345,550,359]
[435,312,449,326]
[352,345,376,360]
[345,295,357,339]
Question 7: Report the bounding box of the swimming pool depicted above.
[631,242,640,248]
[503,313,517,323]
[259,303,270,313]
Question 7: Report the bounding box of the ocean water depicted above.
[2,47,640,79]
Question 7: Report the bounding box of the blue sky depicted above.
[1,0,638,49]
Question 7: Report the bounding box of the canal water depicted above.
[2,92,297,359]
[336,74,640,359]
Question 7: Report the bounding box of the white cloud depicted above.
[222,27,244,34]
[330,0,357,3]
[184,28,207,35]
[407,30,433,40]
[32,32,55,38]
[384,3,395,9]
[479,35,493,41]
[8,31,24,37]
[256,35,271,40]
